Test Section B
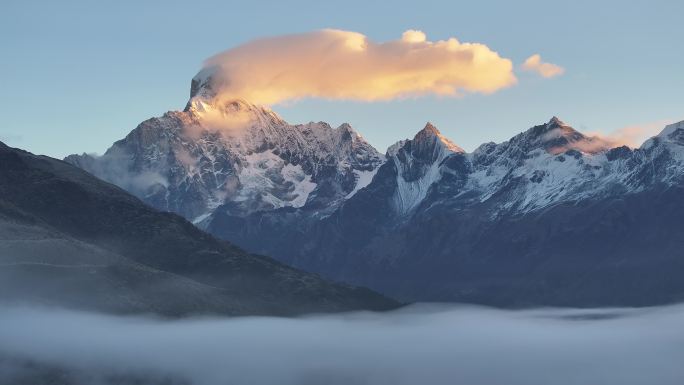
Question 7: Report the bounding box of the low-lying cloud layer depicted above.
[2,304,684,385]
[199,29,518,105]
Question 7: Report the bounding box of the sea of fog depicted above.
[1,304,683,385]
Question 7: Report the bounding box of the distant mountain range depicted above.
[65,68,684,307]
[0,141,397,316]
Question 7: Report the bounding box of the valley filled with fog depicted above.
[2,304,683,385]
[3,3,684,385]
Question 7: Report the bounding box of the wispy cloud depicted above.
[546,119,676,154]
[522,54,565,78]
[588,118,678,148]
[199,29,518,105]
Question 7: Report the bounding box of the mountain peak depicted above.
[189,66,219,100]
[657,120,684,142]
[513,118,605,155]
[337,122,358,136]
[527,116,571,137]
[413,122,464,154]
[524,117,583,140]
[421,122,440,135]
[547,116,566,127]
[187,67,259,111]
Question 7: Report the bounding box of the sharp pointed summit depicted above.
[547,116,565,127]
[525,116,578,137]
[418,121,440,135]
[513,116,595,154]
[412,122,464,155]
[188,65,221,101]
[383,122,466,216]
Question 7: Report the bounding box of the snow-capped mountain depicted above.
[65,68,684,307]
[389,122,464,215]
[206,117,684,306]
[66,69,383,224]
[459,117,684,214]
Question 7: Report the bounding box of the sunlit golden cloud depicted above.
[199,29,517,105]
[521,54,564,78]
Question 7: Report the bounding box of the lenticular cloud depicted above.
[198,29,517,105]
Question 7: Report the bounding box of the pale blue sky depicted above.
[1,0,682,158]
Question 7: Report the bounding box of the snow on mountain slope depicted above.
[414,117,684,216]
[389,123,465,215]
[361,117,684,219]
[204,117,684,306]
[66,71,384,221]
[237,150,316,209]
[656,120,684,141]
[65,65,684,247]
[346,167,383,199]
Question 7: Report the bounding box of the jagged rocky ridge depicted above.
[66,70,684,306]
[206,118,684,306]
[0,141,398,316]
[67,71,383,223]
